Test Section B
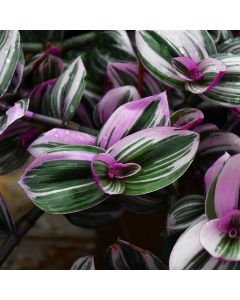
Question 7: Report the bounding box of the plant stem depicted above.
[0,206,43,267]
[21,42,44,53]
[24,111,98,136]
[62,32,97,52]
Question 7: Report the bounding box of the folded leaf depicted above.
[167,195,205,234]
[107,127,199,195]
[91,153,141,195]
[0,99,29,135]
[169,215,240,269]
[18,145,108,214]
[28,128,96,157]
[0,31,20,96]
[105,239,165,270]
[94,86,140,126]
[200,212,240,261]
[97,92,170,149]
[136,30,216,89]
[106,62,164,97]
[49,56,86,124]
[71,256,95,270]
[185,58,227,94]
[171,108,204,129]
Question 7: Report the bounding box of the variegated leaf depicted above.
[218,38,240,55]
[28,128,96,157]
[18,145,108,214]
[200,54,240,106]
[171,108,204,129]
[106,62,164,97]
[0,31,20,96]
[167,194,205,234]
[200,211,240,261]
[205,154,240,220]
[136,30,216,89]
[7,48,24,93]
[97,92,170,149]
[94,86,140,126]
[105,239,165,270]
[169,215,240,269]
[85,31,136,84]
[197,129,240,169]
[107,127,199,195]
[49,57,86,124]
[0,99,29,135]
[71,256,95,270]
[65,199,124,229]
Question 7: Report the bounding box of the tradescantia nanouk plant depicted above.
[0,29,240,270]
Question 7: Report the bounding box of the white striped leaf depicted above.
[106,62,164,97]
[169,216,240,269]
[28,128,96,157]
[71,256,95,270]
[105,239,165,270]
[197,129,240,170]
[208,30,233,44]
[18,145,109,214]
[171,108,204,130]
[167,194,205,234]
[97,92,170,149]
[0,99,29,135]
[136,30,216,89]
[0,31,20,96]
[218,38,240,55]
[200,54,240,106]
[86,31,136,84]
[7,48,24,93]
[49,56,86,124]
[65,199,124,229]
[107,127,199,195]
[94,86,140,126]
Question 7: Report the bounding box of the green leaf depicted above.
[18,145,108,214]
[0,31,20,96]
[49,56,86,124]
[105,239,166,270]
[167,194,205,234]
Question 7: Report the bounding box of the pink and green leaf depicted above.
[171,108,204,129]
[97,92,170,149]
